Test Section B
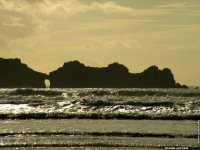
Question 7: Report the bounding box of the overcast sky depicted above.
[0,0,200,86]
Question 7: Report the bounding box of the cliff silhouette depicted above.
[0,58,187,88]
[49,60,187,88]
[0,58,47,88]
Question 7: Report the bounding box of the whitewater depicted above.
[0,88,199,119]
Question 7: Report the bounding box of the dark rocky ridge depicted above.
[0,58,187,88]
[0,58,47,88]
[49,61,187,88]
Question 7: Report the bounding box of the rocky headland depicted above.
[0,58,47,88]
[49,60,187,88]
[0,58,187,88]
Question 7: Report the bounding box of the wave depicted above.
[2,88,200,98]
[117,90,200,97]
[10,89,62,96]
[0,131,195,138]
[77,89,200,97]
[82,99,174,107]
[0,112,199,120]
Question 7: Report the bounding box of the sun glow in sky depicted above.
[0,0,200,86]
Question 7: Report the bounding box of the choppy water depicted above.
[0,88,200,119]
[0,88,199,148]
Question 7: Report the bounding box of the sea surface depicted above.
[0,88,199,119]
[0,88,200,149]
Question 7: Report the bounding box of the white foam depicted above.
[0,104,31,113]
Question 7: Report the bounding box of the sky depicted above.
[0,0,199,86]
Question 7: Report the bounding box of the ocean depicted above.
[0,88,199,119]
[0,88,199,149]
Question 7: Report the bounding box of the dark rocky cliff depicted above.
[0,58,47,88]
[49,61,186,88]
[0,58,187,88]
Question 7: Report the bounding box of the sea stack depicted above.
[0,58,47,88]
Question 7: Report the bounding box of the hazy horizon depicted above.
[0,0,199,86]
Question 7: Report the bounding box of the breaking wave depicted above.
[82,99,174,107]
[0,88,199,120]
[2,88,200,97]
[10,88,62,96]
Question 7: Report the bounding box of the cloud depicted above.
[2,16,26,27]
[91,1,132,13]
[157,2,200,9]
[0,0,133,16]
[0,0,175,40]
[0,1,199,53]
[0,0,133,40]
[82,38,141,51]
[154,2,200,17]
[35,0,133,17]
[0,1,49,39]
[40,0,133,15]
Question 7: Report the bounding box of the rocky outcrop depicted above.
[0,58,187,88]
[0,58,47,88]
[49,61,187,88]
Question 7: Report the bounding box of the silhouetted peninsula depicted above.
[49,61,187,88]
[0,58,187,88]
[0,58,47,88]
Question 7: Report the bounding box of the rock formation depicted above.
[0,58,187,88]
[49,61,187,88]
[0,58,47,88]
